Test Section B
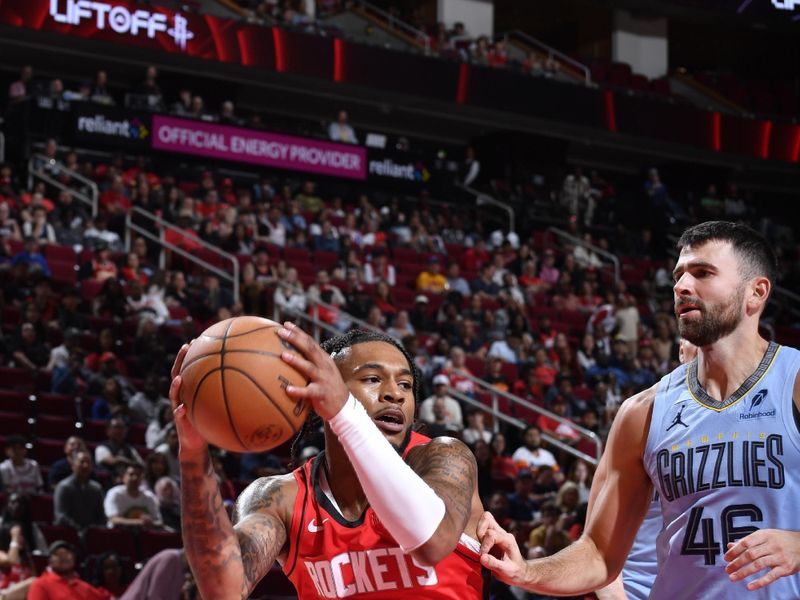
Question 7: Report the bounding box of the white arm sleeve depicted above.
[329,395,446,552]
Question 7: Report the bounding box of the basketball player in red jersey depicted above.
[171,326,486,599]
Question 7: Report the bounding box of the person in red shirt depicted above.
[27,540,111,600]
[172,328,486,599]
[90,244,118,283]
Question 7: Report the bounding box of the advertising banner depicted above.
[72,103,151,150]
[151,115,367,180]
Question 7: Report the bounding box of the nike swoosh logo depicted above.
[307,518,328,533]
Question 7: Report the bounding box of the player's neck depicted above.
[323,431,368,519]
[696,327,769,401]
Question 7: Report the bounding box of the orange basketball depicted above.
[178,316,310,453]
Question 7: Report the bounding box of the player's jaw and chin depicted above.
[676,282,745,347]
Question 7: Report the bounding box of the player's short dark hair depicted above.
[320,329,420,401]
[677,221,778,284]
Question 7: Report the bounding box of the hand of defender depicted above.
[170,342,208,455]
[724,529,800,590]
[477,511,528,587]
[277,322,350,421]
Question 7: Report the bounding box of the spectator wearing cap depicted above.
[418,374,463,430]
[328,110,358,144]
[27,540,111,600]
[512,425,557,471]
[416,256,448,294]
[53,450,105,532]
[408,295,433,331]
[0,436,43,496]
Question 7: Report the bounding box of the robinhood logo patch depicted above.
[77,115,149,140]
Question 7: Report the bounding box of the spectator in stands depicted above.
[312,220,341,253]
[490,432,518,482]
[90,70,113,104]
[0,202,22,243]
[240,451,285,480]
[487,333,522,365]
[441,346,476,396]
[90,551,128,598]
[171,88,192,116]
[104,464,162,529]
[255,205,287,248]
[47,436,88,489]
[53,450,105,532]
[294,180,324,215]
[306,268,345,310]
[527,501,571,558]
[538,395,580,444]
[0,519,35,598]
[7,65,33,103]
[484,355,512,394]
[538,248,560,286]
[142,452,170,495]
[462,409,492,445]
[512,425,557,471]
[28,540,111,599]
[154,476,181,531]
[446,262,470,297]
[51,191,89,246]
[362,249,396,286]
[146,403,174,450]
[129,374,169,425]
[471,263,500,297]
[136,65,162,101]
[154,425,180,484]
[418,373,463,430]
[422,396,462,438]
[91,376,130,422]
[165,271,190,310]
[369,280,396,323]
[561,167,591,223]
[614,292,641,358]
[566,459,593,504]
[506,469,538,524]
[416,256,448,294]
[386,310,414,341]
[11,237,50,278]
[191,275,233,322]
[9,322,49,372]
[219,100,240,125]
[270,266,304,319]
[95,418,143,472]
[0,436,42,497]
[328,110,358,144]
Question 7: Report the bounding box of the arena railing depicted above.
[447,387,601,465]
[125,206,240,304]
[454,370,603,465]
[308,299,384,336]
[349,0,431,53]
[503,30,592,86]
[457,183,515,234]
[27,154,99,216]
[547,226,621,285]
[273,303,341,342]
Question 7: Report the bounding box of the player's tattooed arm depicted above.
[406,437,478,562]
[181,452,291,600]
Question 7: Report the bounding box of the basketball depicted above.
[178,316,310,453]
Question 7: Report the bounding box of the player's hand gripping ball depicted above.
[179,316,309,452]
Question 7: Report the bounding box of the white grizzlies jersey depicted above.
[622,493,661,600]
[643,342,800,599]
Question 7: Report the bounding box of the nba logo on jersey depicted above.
[739,389,776,421]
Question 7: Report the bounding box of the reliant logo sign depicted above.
[77,114,149,140]
[49,0,194,50]
[368,158,431,183]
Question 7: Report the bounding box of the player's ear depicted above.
[746,276,770,315]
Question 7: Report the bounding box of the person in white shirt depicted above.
[0,436,44,496]
[462,409,492,446]
[327,110,358,144]
[273,267,307,318]
[104,463,163,529]
[129,374,170,424]
[511,425,557,471]
[418,374,463,430]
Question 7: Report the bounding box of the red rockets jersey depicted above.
[283,431,486,599]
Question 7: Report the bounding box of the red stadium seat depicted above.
[37,522,80,547]
[30,494,54,522]
[35,415,78,439]
[35,392,79,417]
[44,244,77,263]
[139,530,182,559]
[85,527,138,559]
[0,367,34,391]
[0,411,29,436]
[0,390,32,415]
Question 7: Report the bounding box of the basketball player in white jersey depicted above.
[594,339,698,600]
[477,222,800,598]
